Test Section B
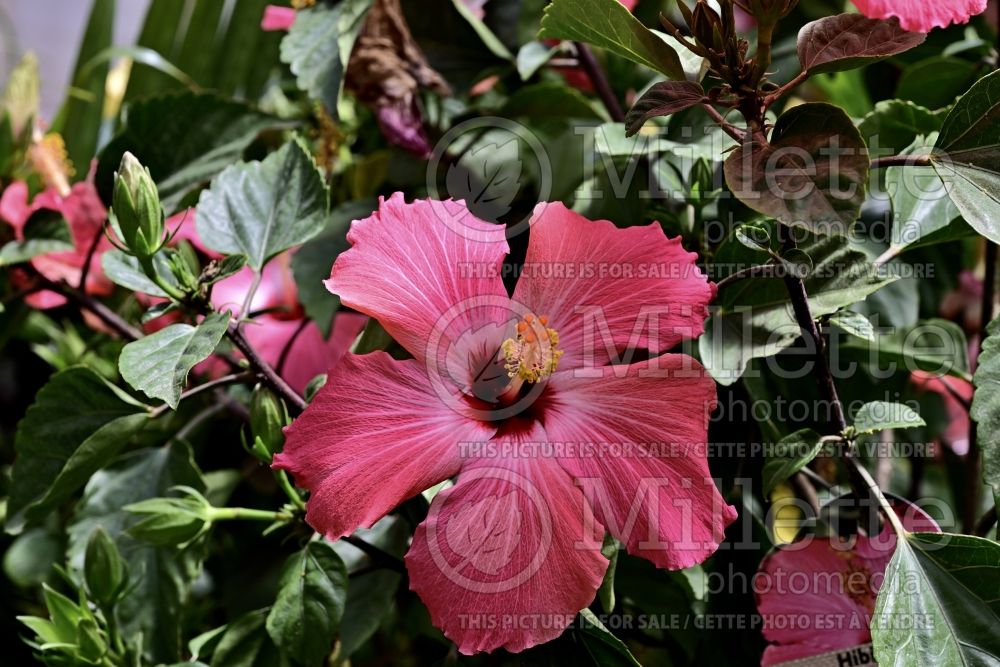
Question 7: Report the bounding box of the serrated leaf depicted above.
[280,0,372,118]
[853,401,925,434]
[972,315,1000,508]
[762,429,824,496]
[872,533,1000,666]
[625,81,705,137]
[119,312,229,409]
[266,541,348,666]
[931,69,1000,244]
[195,139,329,270]
[797,15,924,75]
[68,444,206,664]
[96,92,286,213]
[6,366,147,533]
[538,0,684,80]
[725,103,869,235]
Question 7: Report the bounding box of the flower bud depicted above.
[250,385,289,459]
[84,527,128,607]
[125,487,212,547]
[111,152,164,259]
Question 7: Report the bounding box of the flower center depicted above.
[501,313,563,383]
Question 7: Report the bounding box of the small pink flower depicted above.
[850,0,987,32]
[274,193,736,653]
[0,178,112,309]
[756,501,939,665]
[260,5,296,31]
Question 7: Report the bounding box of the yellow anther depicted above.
[501,313,563,383]
[28,131,73,196]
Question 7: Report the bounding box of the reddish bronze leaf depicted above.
[724,103,869,235]
[798,14,926,75]
[624,81,706,137]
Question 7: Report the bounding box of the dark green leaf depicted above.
[840,318,970,380]
[97,92,285,213]
[6,366,147,533]
[858,99,945,156]
[266,541,348,665]
[724,103,869,235]
[829,310,875,341]
[195,138,329,270]
[896,56,979,110]
[123,0,188,100]
[888,135,966,253]
[577,609,642,666]
[853,401,925,434]
[0,209,74,266]
[280,0,372,118]
[119,312,229,409]
[797,15,924,75]
[68,443,206,663]
[214,610,289,667]
[931,69,1000,244]
[972,315,1000,508]
[538,0,685,80]
[101,249,181,297]
[762,429,823,496]
[872,532,1000,665]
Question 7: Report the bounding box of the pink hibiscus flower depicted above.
[260,5,296,31]
[0,178,112,309]
[273,193,737,653]
[910,370,972,456]
[851,0,987,32]
[158,211,367,394]
[756,500,939,665]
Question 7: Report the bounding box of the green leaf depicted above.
[96,92,285,214]
[858,99,945,156]
[762,429,824,496]
[122,0,189,99]
[266,541,348,666]
[872,532,1000,666]
[516,41,558,80]
[725,103,869,235]
[214,610,289,667]
[887,134,969,253]
[853,401,925,434]
[829,310,874,341]
[6,367,147,533]
[0,209,74,266]
[700,224,895,384]
[68,443,206,664]
[119,312,229,409]
[538,0,685,80]
[2,527,60,587]
[597,534,619,612]
[280,0,372,118]
[577,609,642,666]
[972,315,1000,508]
[291,201,373,338]
[840,318,970,381]
[896,56,979,110]
[101,249,181,298]
[931,69,1000,244]
[797,14,924,75]
[195,138,329,270]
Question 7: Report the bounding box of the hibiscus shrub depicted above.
[2,0,1000,665]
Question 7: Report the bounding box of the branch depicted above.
[763,70,808,108]
[343,535,406,573]
[38,275,143,341]
[573,42,626,122]
[227,323,308,413]
[150,372,255,418]
[701,103,746,142]
[870,154,933,169]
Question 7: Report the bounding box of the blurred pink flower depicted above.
[851,0,987,32]
[910,371,972,456]
[260,5,296,31]
[756,501,939,665]
[274,193,734,654]
[0,178,112,309]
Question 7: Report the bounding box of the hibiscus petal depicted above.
[406,420,608,654]
[544,355,737,569]
[851,0,986,32]
[273,351,496,539]
[512,202,714,369]
[260,4,296,31]
[326,193,511,373]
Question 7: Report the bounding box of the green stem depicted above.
[276,469,307,512]
[139,255,187,302]
[753,22,774,83]
[209,507,294,523]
